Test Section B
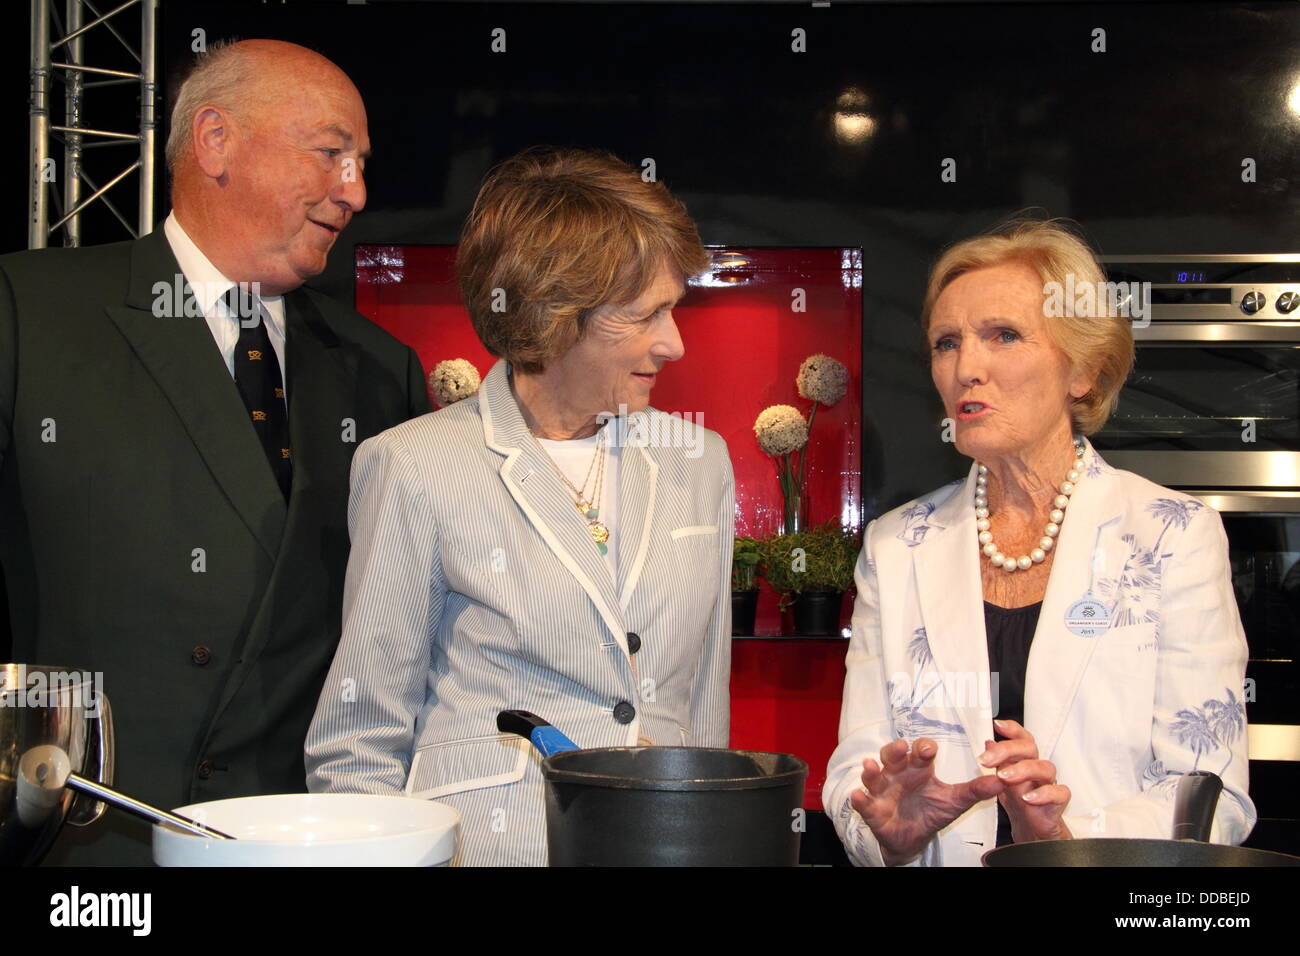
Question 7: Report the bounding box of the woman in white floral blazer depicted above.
[824,219,1255,866]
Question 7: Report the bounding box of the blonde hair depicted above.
[920,217,1134,435]
[455,147,711,374]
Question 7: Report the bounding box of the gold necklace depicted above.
[540,429,611,555]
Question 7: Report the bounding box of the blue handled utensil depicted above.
[497,710,581,758]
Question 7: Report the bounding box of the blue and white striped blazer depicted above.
[305,359,734,865]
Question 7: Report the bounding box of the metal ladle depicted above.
[20,745,234,840]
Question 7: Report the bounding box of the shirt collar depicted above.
[162,210,286,337]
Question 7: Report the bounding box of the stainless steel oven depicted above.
[1094,255,1299,484]
[1095,254,1300,486]
[1094,256,1300,851]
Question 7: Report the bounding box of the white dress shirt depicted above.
[163,211,289,401]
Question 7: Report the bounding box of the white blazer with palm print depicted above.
[824,440,1255,866]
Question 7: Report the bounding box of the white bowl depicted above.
[152,793,459,867]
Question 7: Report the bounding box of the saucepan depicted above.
[497,709,807,866]
[1,666,459,867]
[2,663,118,865]
[2,663,234,865]
[982,771,1300,867]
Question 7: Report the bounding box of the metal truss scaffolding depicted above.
[28,0,158,248]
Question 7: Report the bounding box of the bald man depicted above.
[0,40,429,865]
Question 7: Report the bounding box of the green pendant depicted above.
[585,507,599,520]
[597,542,608,555]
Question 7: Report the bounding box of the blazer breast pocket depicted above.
[1097,621,1159,656]
[670,524,719,541]
[659,525,722,629]
[405,733,532,800]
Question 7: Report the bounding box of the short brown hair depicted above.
[456,147,710,374]
[920,217,1135,435]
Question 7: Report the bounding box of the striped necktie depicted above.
[227,285,292,499]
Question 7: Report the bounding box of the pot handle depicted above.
[1171,770,1222,843]
[68,691,114,827]
[496,710,580,758]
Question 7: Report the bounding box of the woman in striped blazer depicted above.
[305,147,734,865]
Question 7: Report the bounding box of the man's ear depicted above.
[191,105,235,180]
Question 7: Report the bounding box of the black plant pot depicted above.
[731,589,759,636]
[790,591,843,636]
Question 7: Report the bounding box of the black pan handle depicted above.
[496,709,580,758]
[1172,770,1223,842]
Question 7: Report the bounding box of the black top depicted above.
[984,600,1043,847]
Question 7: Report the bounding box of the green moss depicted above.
[762,522,860,610]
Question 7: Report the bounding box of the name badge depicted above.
[1065,592,1110,637]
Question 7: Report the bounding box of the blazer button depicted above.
[626,632,642,654]
[196,759,214,780]
[191,646,212,666]
[613,701,636,724]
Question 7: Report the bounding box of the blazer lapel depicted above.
[478,361,628,653]
[912,468,992,762]
[1025,440,1126,762]
[104,230,286,560]
[615,415,658,611]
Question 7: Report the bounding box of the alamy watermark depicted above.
[1043,275,1152,328]
[0,665,104,717]
[50,886,150,936]
[152,275,263,325]
[598,404,705,459]
[889,669,1001,720]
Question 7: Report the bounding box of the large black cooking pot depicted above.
[983,771,1300,867]
[498,710,807,866]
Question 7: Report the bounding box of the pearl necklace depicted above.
[975,437,1086,573]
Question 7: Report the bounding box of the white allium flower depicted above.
[796,353,849,406]
[754,404,809,457]
[429,358,482,407]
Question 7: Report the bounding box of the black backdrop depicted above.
[4,0,1298,512]
[2,0,1298,639]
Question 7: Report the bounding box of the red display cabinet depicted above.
[354,245,862,809]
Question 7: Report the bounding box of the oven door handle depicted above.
[1184,490,1300,513]
[1134,322,1300,344]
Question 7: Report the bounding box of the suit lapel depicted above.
[1025,440,1125,762]
[616,416,658,611]
[913,468,991,762]
[104,230,286,560]
[281,289,354,510]
[478,361,628,652]
[206,290,358,722]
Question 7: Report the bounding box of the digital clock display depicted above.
[1102,262,1300,284]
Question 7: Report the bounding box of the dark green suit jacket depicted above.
[0,228,430,864]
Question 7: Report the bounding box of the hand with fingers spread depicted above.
[850,736,1007,865]
[979,718,1073,843]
